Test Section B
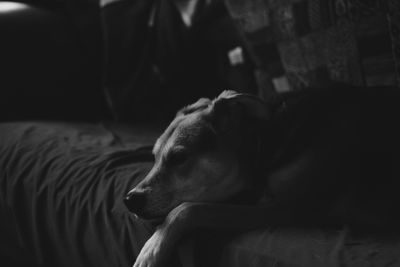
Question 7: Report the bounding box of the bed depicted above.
[1,122,400,267]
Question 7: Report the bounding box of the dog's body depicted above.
[125,86,400,267]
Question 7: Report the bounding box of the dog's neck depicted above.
[261,91,315,170]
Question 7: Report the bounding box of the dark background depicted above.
[0,0,399,122]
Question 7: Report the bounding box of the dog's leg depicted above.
[133,204,196,267]
[133,202,294,267]
[177,237,195,267]
[168,202,299,230]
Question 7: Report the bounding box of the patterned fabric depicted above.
[225,0,399,100]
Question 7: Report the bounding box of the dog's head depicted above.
[124,91,269,219]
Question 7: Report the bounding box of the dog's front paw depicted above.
[133,204,194,267]
[133,229,171,267]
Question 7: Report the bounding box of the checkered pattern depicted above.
[226,0,399,100]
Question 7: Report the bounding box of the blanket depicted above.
[0,122,163,267]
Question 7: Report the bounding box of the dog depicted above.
[124,86,400,267]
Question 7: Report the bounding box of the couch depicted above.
[1,1,400,267]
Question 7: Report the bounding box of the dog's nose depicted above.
[124,191,147,214]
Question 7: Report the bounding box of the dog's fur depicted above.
[125,86,400,267]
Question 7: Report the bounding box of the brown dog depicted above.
[125,87,400,267]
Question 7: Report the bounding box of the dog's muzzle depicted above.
[124,190,147,215]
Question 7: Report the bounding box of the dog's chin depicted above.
[133,210,167,225]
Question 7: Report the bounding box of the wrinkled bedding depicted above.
[1,122,400,267]
[0,122,161,267]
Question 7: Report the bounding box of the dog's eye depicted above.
[167,151,188,166]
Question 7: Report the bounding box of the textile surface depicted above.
[0,122,162,267]
[225,0,400,100]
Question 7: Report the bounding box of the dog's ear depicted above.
[212,90,270,133]
[176,97,212,117]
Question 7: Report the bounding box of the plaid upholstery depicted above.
[226,0,399,100]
